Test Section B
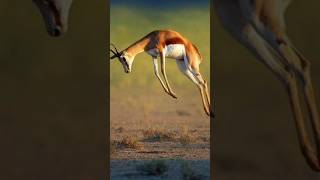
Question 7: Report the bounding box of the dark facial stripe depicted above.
[48,1,62,27]
[120,57,129,68]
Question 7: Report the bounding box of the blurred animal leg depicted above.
[278,42,320,170]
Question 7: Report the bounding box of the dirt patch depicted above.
[110,90,210,179]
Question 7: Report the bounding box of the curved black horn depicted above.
[110,43,121,59]
[110,49,117,56]
[110,43,119,54]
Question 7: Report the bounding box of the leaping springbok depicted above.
[33,0,73,37]
[214,0,320,171]
[110,30,213,117]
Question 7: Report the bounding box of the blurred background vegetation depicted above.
[0,1,107,179]
[110,0,210,91]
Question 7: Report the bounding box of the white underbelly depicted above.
[164,44,185,59]
[146,44,186,60]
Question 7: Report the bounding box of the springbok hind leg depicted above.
[176,60,210,115]
[192,71,214,117]
[292,47,320,148]
[302,69,320,170]
[302,69,320,150]
[286,72,320,171]
[243,25,320,170]
[279,42,320,170]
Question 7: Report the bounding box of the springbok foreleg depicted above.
[153,57,171,95]
[160,52,177,99]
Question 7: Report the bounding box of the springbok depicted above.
[214,0,320,171]
[33,0,73,37]
[110,30,213,117]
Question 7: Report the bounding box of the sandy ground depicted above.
[110,89,210,179]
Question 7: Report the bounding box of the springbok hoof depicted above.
[210,111,216,118]
[170,92,178,99]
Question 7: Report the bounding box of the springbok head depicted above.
[110,44,134,73]
[33,0,73,37]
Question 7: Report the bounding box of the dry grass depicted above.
[114,136,143,149]
[142,128,176,142]
[136,160,169,176]
[142,127,196,145]
[179,133,194,145]
[178,126,195,145]
[115,127,125,133]
[200,136,209,142]
[110,140,117,154]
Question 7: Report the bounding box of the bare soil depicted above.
[110,89,210,179]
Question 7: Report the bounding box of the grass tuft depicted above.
[142,128,176,142]
[110,140,117,154]
[179,133,194,145]
[115,136,143,149]
[115,127,125,133]
[178,126,195,145]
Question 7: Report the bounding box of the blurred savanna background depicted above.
[0,1,107,179]
[1,0,319,180]
[110,0,210,179]
[213,1,320,180]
